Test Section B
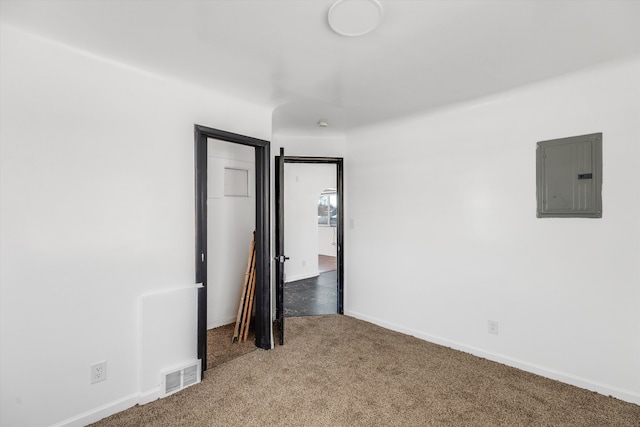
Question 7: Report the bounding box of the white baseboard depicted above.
[139,386,162,405]
[50,385,184,426]
[344,310,640,406]
[50,393,139,427]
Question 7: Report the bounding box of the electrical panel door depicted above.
[536,133,602,218]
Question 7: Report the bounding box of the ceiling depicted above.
[2,0,640,135]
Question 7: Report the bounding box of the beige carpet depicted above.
[206,323,257,370]
[92,315,639,426]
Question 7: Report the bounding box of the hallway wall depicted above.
[318,226,337,257]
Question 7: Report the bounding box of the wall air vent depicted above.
[182,364,198,387]
[161,360,201,397]
[164,371,181,395]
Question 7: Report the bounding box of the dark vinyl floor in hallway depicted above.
[284,258,337,317]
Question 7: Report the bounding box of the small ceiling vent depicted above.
[161,360,201,397]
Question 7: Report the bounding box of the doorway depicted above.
[194,125,271,373]
[283,165,338,318]
[274,153,344,345]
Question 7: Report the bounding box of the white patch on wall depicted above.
[224,168,249,197]
[139,287,198,403]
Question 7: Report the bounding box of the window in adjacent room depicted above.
[318,189,337,226]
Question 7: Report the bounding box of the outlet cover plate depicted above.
[488,320,499,335]
[90,361,107,384]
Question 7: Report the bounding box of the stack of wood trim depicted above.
[232,232,256,343]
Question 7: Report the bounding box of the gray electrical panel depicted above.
[536,133,602,218]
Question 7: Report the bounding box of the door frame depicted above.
[276,156,344,342]
[194,124,271,372]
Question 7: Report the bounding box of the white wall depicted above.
[207,139,255,328]
[0,25,271,427]
[139,287,198,404]
[273,134,347,158]
[318,226,337,257]
[345,57,640,404]
[284,164,336,282]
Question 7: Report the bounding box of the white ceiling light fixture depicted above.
[328,0,384,37]
[317,120,329,127]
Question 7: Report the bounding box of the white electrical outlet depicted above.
[90,361,107,384]
[302,260,306,267]
[488,320,499,335]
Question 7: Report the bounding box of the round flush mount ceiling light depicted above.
[317,120,329,127]
[328,0,384,37]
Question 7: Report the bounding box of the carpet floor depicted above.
[206,323,257,370]
[91,315,639,426]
